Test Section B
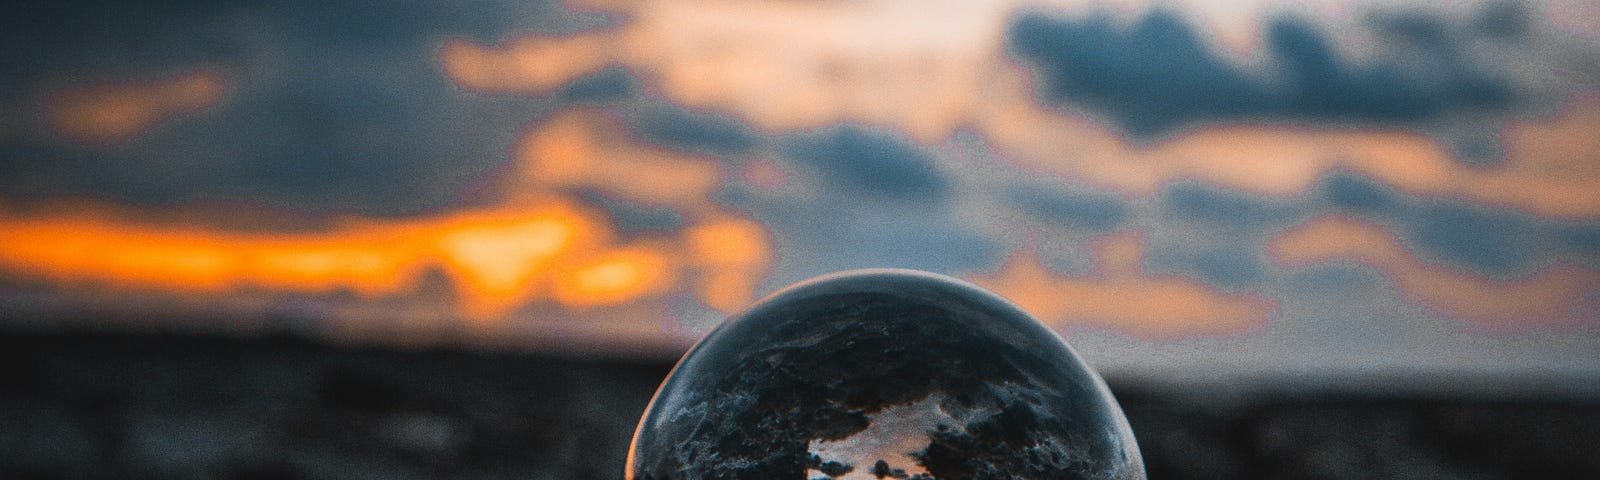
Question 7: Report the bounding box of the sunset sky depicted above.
[0,0,1596,387]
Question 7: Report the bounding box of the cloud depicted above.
[0,101,779,324]
[448,0,1026,140]
[1559,224,1600,255]
[0,0,600,215]
[1317,172,1399,214]
[46,70,227,144]
[967,233,1276,338]
[1007,9,1515,137]
[1269,216,1598,329]
[1008,10,1269,137]
[981,86,1600,218]
[555,66,636,103]
[1310,170,1599,277]
[635,107,758,155]
[1002,182,1129,231]
[747,196,997,282]
[782,125,950,202]
[1161,181,1293,228]
[1,0,1597,368]
[1405,201,1536,275]
[0,199,613,319]
[434,0,1600,223]
[513,109,725,210]
[439,33,612,94]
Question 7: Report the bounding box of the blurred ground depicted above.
[2,330,1597,480]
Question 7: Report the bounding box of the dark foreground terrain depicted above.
[1,330,1596,479]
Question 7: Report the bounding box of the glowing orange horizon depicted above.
[0,200,601,318]
[2,105,777,323]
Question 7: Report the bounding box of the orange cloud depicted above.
[515,110,724,209]
[968,232,1276,338]
[552,243,679,308]
[508,109,772,312]
[439,34,613,94]
[449,0,1032,140]
[48,70,227,144]
[1268,216,1599,329]
[683,216,773,312]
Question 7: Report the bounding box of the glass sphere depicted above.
[629,269,1145,479]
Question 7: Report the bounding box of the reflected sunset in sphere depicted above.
[629,270,1144,479]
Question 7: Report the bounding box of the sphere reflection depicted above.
[629,269,1145,479]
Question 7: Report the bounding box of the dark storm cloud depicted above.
[636,107,758,155]
[1002,183,1128,231]
[782,126,950,202]
[0,0,597,216]
[1007,7,1516,138]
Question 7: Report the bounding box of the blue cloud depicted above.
[1008,10,1265,138]
[1007,8,1516,138]
[1161,182,1293,228]
[1148,240,1268,289]
[782,126,949,202]
[558,67,636,103]
[1003,184,1129,231]
[1311,171,1597,276]
[1556,224,1600,257]
[1404,202,1533,275]
[637,108,757,155]
[1319,172,1398,214]
[578,189,685,234]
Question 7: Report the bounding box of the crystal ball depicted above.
[628,269,1145,479]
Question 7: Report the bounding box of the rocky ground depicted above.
[2,330,1596,479]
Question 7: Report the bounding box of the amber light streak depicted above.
[0,201,622,320]
[1269,216,1600,329]
[969,233,1276,338]
[0,105,776,323]
[48,70,227,144]
[684,218,772,312]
